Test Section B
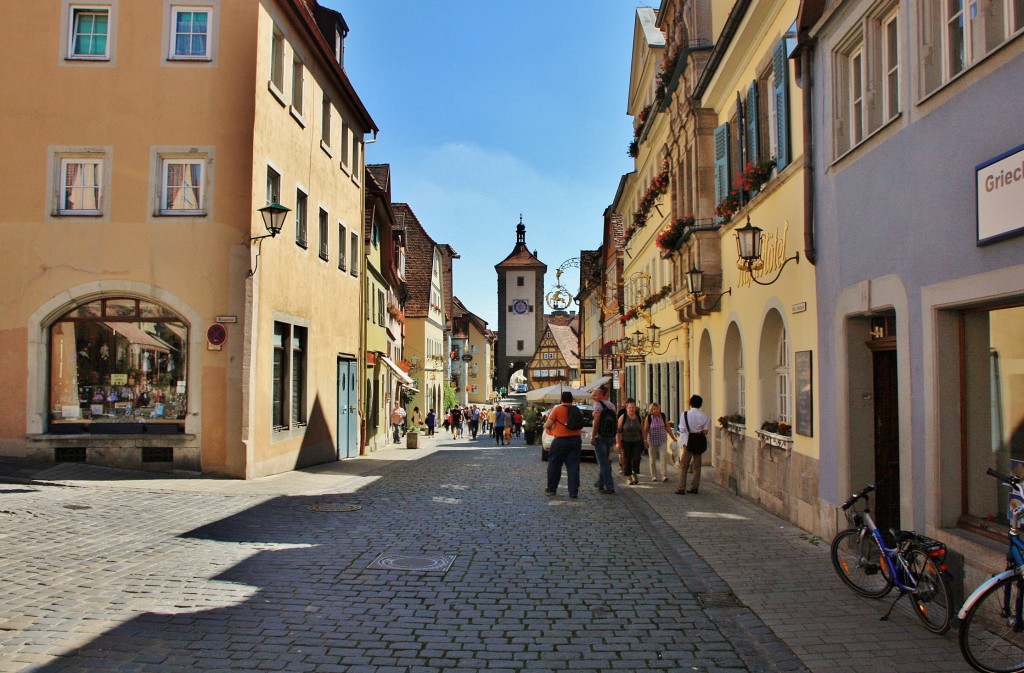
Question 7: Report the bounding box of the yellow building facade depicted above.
[2,0,375,477]
[610,1,824,533]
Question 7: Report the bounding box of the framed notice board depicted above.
[795,350,813,437]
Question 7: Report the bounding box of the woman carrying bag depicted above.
[617,398,645,485]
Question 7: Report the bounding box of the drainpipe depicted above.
[800,45,817,265]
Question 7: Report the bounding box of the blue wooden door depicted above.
[337,358,359,458]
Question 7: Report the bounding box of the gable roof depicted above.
[393,203,439,318]
[548,323,580,369]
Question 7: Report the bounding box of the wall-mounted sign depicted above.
[977,143,1024,245]
[207,323,226,352]
[580,358,597,372]
[791,302,807,314]
[461,354,473,362]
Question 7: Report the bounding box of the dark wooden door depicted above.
[872,347,900,528]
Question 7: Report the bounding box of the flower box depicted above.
[756,429,793,454]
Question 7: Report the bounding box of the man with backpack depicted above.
[543,391,585,498]
[590,385,617,494]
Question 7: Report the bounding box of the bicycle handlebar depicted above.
[841,483,878,511]
[987,467,1020,486]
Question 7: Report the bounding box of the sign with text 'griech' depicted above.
[977,143,1024,245]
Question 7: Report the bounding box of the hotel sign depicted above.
[977,143,1024,245]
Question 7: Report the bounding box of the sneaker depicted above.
[675,489,687,495]
[544,490,556,496]
[601,488,616,495]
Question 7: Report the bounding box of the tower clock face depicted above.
[512,299,529,315]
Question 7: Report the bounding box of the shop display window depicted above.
[48,297,188,430]
[962,304,1024,530]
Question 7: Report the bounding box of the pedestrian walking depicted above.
[409,406,423,431]
[487,406,497,439]
[512,408,523,437]
[676,394,710,494]
[617,398,645,485]
[643,402,676,482]
[425,408,436,436]
[544,391,583,498]
[468,405,480,439]
[493,405,507,445]
[450,405,463,439]
[590,385,617,494]
[390,402,406,443]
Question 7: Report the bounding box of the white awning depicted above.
[578,375,611,394]
[380,356,417,390]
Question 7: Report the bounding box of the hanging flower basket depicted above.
[655,215,694,255]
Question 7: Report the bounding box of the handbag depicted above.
[683,411,708,454]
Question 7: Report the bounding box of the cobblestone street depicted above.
[0,437,967,672]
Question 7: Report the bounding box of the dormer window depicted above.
[334,28,344,66]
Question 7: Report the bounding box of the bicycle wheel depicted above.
[906,549,953,634]
[960,575,1024,673]
[830,528,893,598]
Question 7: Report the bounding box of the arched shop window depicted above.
[48,297,188,431]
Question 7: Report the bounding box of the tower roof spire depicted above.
[516,214,525,245]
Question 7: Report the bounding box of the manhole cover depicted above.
[307,503,362,513]
[367,553,456,573]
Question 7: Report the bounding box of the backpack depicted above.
[563,404,586,431]
[596,401,617,438]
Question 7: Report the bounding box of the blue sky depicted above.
[324,1,638,327]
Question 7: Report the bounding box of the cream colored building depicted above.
[1,0,375,477]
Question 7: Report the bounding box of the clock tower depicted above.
[495,217,547,393]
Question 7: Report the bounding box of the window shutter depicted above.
[713,122,730,211]
[772,40,790,168]
[745,82,760,164]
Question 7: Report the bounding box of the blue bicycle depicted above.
[830,482,953,634]
[958,468,1024,673]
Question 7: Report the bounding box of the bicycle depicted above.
[830,482,954,634]
[959,468,1024,673]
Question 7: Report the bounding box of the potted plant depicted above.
[406,423,421,449]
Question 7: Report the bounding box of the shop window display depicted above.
[962,304,1024,531]
[49,297,188,431]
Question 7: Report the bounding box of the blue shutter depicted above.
[745,82,760,164]
[713,122,730,212]
[773,40,790,168]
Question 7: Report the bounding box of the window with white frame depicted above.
[269,25,284,92]
[59,157,104,215]
[266,166,280,205]
[775,327,791,425]
[920,0,1023,97]
[160,158,205,214]
[737,350,746,419]
[294,189,307,248]
[321,94,332,149]
[350,231,358,276]
[833,3,901,157]
[318,208,329,261]
[68,5,110,60]
[340,120,351,173]
[169,6,210,59]
[337,223,347,271]
[273,321,307,431]
[290,54,304,117]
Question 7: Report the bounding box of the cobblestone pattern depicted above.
[0,444,805,673]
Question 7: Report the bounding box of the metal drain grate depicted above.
[367,553,456,573]
[697,592,743,608]
[307,503,362,513]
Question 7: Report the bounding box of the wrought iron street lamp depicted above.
[249,203,291,277]
[734,215,799,285]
